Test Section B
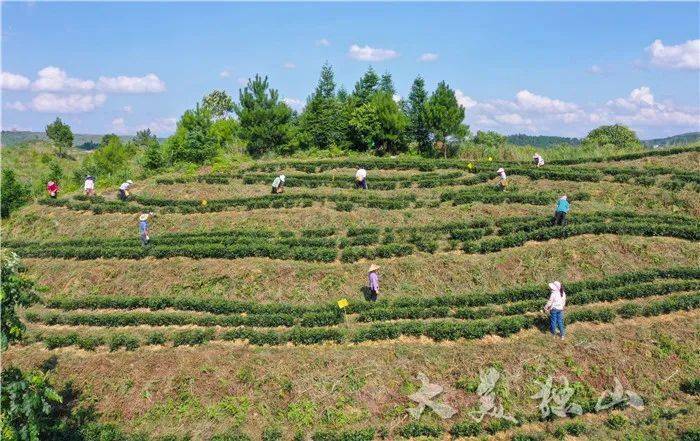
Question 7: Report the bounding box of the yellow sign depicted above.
[467,163,473,169]
[488,156,493,162]
[201,199,208,206]
[337,298,349,309]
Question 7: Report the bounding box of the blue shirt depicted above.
[556,199,570,213]
[139,220,148,234]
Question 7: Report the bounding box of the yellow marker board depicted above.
[337,298,349,309]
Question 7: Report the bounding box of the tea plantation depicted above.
[3,145,699,440]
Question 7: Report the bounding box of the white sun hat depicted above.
[368,264,380,272]
[280,175,286,182]
[548,281,562,292]
[127,180,134,184]
[139,213,149,221]
[496,168,505,173]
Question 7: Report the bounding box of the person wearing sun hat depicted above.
[119,180,134,201]
[355,168,368,190]
[496,167,507,191]
[271,174,286,194]
[368,264,380,302]
[533,153,544,167]
[138,212,154,246]
[84,175,96,196]
[544,281,566,340]
[553,195,570,226]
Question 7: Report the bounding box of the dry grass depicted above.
[25,235,699,304]
[5,311,699,439]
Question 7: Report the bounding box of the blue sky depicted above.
[2,2,699,138]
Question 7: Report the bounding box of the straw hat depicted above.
[139,213,149,221]
[496,168,505,173]
[548,281,562,292]
[127,180,134,185]
[368,264,380,272]
[560,195,568,201]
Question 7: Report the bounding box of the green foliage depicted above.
[81,135,135,179]
[351,67,380,106]
[202,90,234,120]
[143,137,164,170]
[473,130,507,149]
[405,76,431,155]
[583,124,642,149]
[166,104,219,164]
[605,413,628,429]
[679,378,700,395]
[425,81,467,158]
[398,422,443,437]
[349,92,408,154]
[45,117,74,156]
[0,367,63,441]
[1,250,39,350]
[234,74,294,157]
[1,169,31,218]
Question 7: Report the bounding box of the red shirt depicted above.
[47,182,59,193]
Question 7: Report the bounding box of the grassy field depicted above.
[3,145,699,440]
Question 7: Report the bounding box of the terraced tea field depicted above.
[3,145,700,440]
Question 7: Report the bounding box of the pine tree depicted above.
[379,72,396,95]
[351,67,380,105]
[296,64,347,150]
[405,76,431,155]
[425,81,467,158]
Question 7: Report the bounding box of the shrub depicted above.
[605,413,627,429]
[172,329,214,346]
[109,333,140,351]
[398,422,443,438]
[680,378,700,395]
[449,420,482,437]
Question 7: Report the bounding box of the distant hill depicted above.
[506,134,581,148]
[0,130,165,150]
[642,132,700,148]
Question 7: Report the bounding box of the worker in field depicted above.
[496,168,508,191]
[355,168,368,190]
[544,281,566,340]
[46,180,60,198]
[84,175,96,196]
[119,180,134,201]
[368,264,380,301]
[553,195,569,226]
[533,153,545,167]
[271,174,286,194]
[139,212,154,246]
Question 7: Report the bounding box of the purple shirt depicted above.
[369,272,379,292]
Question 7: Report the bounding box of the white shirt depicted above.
[534,155,544,166]
[119,182,131,191]
[356,169,367,180]
[545,290,566,310]
[84,179,95,190]
[498,171,507,180]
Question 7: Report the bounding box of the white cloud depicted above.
[646,39,700,70]
[97,73,165,93]
[237,77,247,85]
[111,117,128,134]
[455,89,478,109]
[31,93,106,113]
[604,86,699,128]
[494,113,532,125]
[1,71,30,90]
[418,53,438,62]
[139,117,177,135]
[32,66,95,92]
[392,94,402,103]
[220,69,231,78]
[316,38,331,47]
[283,97,304,109]
[588,65,603,75]
[122,105,132,113]
[282,62,296,69]
[515,90,579,114]
[348,44,399,61]
[5,101,27,111]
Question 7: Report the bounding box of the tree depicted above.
[405,76,431,155]
[166,104,219,163]
[233,75,294,157]
[143,138,164,170]
[379,72,396,95]
[202,90,234,120]
[296,63,347,150]
[473,130,507,148]
[134,128,157,147]
[1,250,39,350]
[82,136,134,177]
[99,133,119,147]
[583,124,641,149]
[425,81,467,158]
[45,118,73,157]
[349,92,408,154]
[0,170,31,218]
[351,67,380,106]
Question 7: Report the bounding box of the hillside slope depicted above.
[3,145,699,440]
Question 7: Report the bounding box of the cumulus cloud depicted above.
[316,38,331,47]
[283,97,304,109]
[5,101,28,111]
[515,90,579,114]
[32,66,95,92]
[122,105,132,113]
[418,53,439,62]
[237,77,247,85]
[282,62,296,69]
[455,89,478,110]
[111,117,128,134]
[220,69,231,78]
[1,71,31,90]
[604,86,699,128]
[97,74,165,93]
[140,117,177,135]
[646,39,700,70]
[31,93,106,113]
[348,44,399,61]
